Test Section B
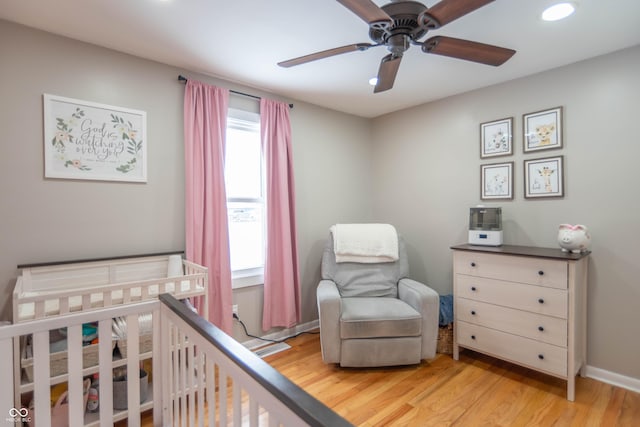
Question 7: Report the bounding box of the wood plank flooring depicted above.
[262,332,639,427]
[136,331,639,426]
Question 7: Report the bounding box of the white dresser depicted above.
[451,244,589,401]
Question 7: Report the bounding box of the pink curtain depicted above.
[184,80,233,334]
[260,99,301,330]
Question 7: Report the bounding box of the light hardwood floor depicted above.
[136,331,639,426]
[261,332,639,427]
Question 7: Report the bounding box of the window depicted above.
[225,109,265,287]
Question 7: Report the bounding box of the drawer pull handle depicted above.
[538,270,544,276]
[470,262,476,267]
[471,310,476,315]
[538,354,545,360]
[538,326,545,332]
[471,335,476,340]
[538,298,545,304]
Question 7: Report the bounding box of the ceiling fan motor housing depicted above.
[369,0,438,53]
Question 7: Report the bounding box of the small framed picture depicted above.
[481,161,514,200]
[480,117,513,158]
[523,106,563,153]
[524,156,564,199]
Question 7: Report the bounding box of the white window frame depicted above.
[226,108,265,289]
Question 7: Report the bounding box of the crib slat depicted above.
[59,298,69,315]
[197,351,205,427]
[67,324,85,427]
[34,301,45,319]
[219,367,228,427]
[152,307,162,425]
[233,384,241,426]
[250,398,259,426]
[179,330,187,427]
[206,360,216,427]
[126,314,141,427]
[98,319,114,427]
[103,291,112,308]
[0,336,14,423]
[123,288,132,304]
[172,325,179,425]
[187,339,195,427]
[33,331,51,427]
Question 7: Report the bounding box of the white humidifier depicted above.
[468,206,503,246]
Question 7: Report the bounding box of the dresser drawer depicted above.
[456,298,567,346]
[456,275,567,318]
[457,321,567,377]
[454,251,568,289]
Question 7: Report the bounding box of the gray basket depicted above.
[113,369,148,410]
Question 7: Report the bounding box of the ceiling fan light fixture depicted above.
[369,77,379,86]
[541,3,576,21]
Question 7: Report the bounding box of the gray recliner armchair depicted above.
[317,234,439,367]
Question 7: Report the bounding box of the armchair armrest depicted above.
[317,279,342,363]
[398,278,439,359]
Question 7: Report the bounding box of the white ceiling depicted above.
[2,0,640,118]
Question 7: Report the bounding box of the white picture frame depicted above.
[43,94,147,182]
[524,155,564,199]
[480,117,513,158]
[481,161,514,200]
[523,106,563,153]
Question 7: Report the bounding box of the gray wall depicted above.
[0,21,373,339]
[371,45,640,380]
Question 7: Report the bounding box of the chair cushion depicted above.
[340,297,422,339]
[321,234,409,298]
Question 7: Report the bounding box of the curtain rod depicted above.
[178,75,293,109]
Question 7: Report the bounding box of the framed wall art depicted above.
[481,161,514,200]
[43,94,147,182]
[524,155,564,199]
[523,106,563,153]
[480,117,513,158]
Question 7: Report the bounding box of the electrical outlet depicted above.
[232,304,239,316]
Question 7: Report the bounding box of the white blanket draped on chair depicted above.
[330,223,399,263]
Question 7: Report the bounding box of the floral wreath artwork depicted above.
[44,94,147,182]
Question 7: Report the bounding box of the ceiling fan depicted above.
[278,0,516,93]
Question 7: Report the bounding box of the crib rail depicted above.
[13,265,207,323]
[159,294,352,427]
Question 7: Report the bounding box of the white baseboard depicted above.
[241,319,319,350]
[584,365,640,393]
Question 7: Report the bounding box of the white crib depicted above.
[2,254,351,427]
[9,253,208,426]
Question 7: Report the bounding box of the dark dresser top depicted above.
[451,243,590,261]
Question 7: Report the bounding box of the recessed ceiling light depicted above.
[369,77,378,86]
[542,3,576,21]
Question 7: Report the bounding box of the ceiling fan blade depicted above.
[278,43,375,68]
[337,0,392,25]
[422,36,515,66]
[425,0,494,27]
[374,54,402,93]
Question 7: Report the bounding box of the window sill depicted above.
[232,273,264,289]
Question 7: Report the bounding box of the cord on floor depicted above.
[233,313,318,344]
